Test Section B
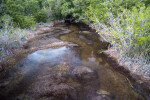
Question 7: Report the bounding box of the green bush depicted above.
[46,0,90,19]
[13,15,35,28]
[0,0,5,17]
[34,9,47,23]
[1,0,48,28]
[0,15,13,28]
[0,16,27,59]
[82,0,150,63]
[49,0,63,19]
[108,5,150,57]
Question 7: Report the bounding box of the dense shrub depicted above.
[34,9,47,23]
[108,6,150,60]
[0,0,5,17]
[0,16,27,60]
[0,0,149,63]
[83,0,150,63]
[0,0,49,28]
[13,15,36,28]
[46,0,90,19]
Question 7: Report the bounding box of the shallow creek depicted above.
[0,23,146,100]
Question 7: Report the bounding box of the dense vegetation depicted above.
[0,0,48,59]
[0,0,48,28]
[52,0,150,64]
[83,0,150,64]
[0,0,150,64]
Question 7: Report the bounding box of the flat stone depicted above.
[41,83,77,100]
[82,31,91,34]
[72,66,93,75]
[96,89,110,95]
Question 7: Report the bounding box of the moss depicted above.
[55,63,69,72]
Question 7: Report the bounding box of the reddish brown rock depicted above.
[40,83,77,100]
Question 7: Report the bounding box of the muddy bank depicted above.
[0,21,147,100]
[101,48,150,99]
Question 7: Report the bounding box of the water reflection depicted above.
[0,24,145,100]
[59,25,145,100]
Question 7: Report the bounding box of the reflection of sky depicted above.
[27,46,68,63]
[81,50,100,69]
[20,46,81,72]
[15,46,77,77]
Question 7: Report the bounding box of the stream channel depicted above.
[0,23,146,100]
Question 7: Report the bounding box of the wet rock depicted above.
[21,37,27,42]
[91,95,113,100]
[72,66,98,87]
[79,35,93,45]
[37,26,72,36]
[0,81,9,88]
[68,43,79,47]
[40,83,77,100]
[96,89,110,95]
[81,85,98,100]
[80,86,114,100]
[62,29,72,34]
[82,31,91,35]
[72,66,93,75]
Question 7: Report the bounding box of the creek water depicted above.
[0,24,146,100]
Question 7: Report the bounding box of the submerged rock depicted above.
[40,83,77,100]
[72,66,93,75]
[96,89,110,95]
[91,95,113,100]
[81,31,91,35]
[72,66,97,84]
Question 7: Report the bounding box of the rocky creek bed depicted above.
[0,22,149,100]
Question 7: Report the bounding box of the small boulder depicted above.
[72,66,93,75]
[82,31,91,35]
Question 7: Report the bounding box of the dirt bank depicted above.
[101,48,150,99]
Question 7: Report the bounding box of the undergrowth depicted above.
[0,16,27,61]
[82,1,150,66]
